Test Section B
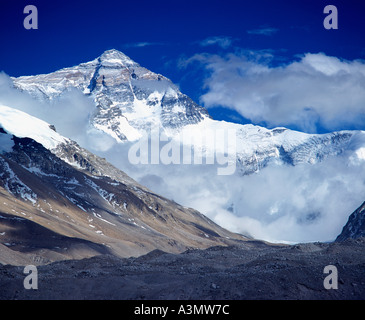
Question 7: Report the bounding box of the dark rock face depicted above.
[336,202,365,242]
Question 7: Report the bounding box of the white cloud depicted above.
[108,143,365,244]
[247,27,278,36]
[123,42,164,48]
[219,156,365,243]
[199,36,234,49]
[0,72,113,152]
[193,52,365,133]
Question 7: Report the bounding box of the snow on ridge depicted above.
[0,157,37,204]
[0,104,68,150]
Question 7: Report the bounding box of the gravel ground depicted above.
[1,238,365,300]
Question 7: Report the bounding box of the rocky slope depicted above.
[336,201,365,241]
[0,106,247,266]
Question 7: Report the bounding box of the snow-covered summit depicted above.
[99,49,139,67]
[78,49,140,70]
[12,49,210,142]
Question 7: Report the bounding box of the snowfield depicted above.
[0,104,68,149]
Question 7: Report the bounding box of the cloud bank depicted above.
[191,52,365,133]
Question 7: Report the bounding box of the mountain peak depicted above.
[98,49,138,67]
[12,48,210,141]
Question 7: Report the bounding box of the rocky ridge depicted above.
[0,107,247,266]
[337,201,365,241]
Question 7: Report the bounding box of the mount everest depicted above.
[2,49,365,243]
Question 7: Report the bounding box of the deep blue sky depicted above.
[0,0,364,130]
